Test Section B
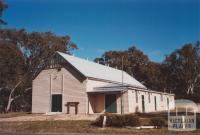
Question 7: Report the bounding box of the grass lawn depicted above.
[0,120,200,134]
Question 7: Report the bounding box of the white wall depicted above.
[32,67,175,114]
[32,71,51,113]
[32,68,87,114]
[86,79,175,114]
[86,79,112,114]
[86,79,126,114]
[86,79,116,92]
[128,89,175,113]
[197,103,200,113]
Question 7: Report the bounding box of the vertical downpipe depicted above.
[85,78,89,114]
[62,73,64,113]
[50,74,52,112]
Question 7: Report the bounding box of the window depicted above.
[160,94,163,102]
[46,54,65,69]
[148,92,151,103]
[167,98,169,109]
[170,96,173,101]
[154,96,157,111]
[135,91,138,103]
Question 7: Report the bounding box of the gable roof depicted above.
[57,51,146,89]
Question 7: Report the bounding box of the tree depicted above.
[95,46,164,90]
[0,29,78,112]
[95,42,200,102]
[0,0,7,25]
[163,41,200,102]
[0,41,26,112]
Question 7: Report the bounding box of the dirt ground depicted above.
[0,120,200,135]
[0,113,200,135]
[0,113,98,122]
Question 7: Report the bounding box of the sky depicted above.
[2,0,200,62]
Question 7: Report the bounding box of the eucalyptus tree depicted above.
[94,46,164,91]
[163,41,200,101]
[0,29,77,112]
[0,0,7,25]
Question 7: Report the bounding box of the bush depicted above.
[91,113,141,127]
[106,114,124,127]
[91,115,104,127]
[123,114,141,127]
[149,117,166,128]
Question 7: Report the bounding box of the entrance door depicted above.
[51,94,62,112]
[142,95,145,113]
[105,94,117,113]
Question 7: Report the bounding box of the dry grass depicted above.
[0,112,31,118]
[0,112,200,134]
[0,120,200,134]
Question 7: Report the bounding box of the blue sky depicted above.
[2,0,200,62]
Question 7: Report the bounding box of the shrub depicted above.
[91,114,104,127]
[91,113,141,127]
[106,114,123,127]
[123,114,141,127]
[149,117,166,128]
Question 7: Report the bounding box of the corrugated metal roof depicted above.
[88,87,126,93]
[57,51,146,89]
[90,84,128,93]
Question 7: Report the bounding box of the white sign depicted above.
[168,99,197,131]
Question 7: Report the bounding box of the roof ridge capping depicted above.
[56,51,147,89]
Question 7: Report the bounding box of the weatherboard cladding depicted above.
[32,52,175,114]
[32,68,86,113]
[57,51,146,89]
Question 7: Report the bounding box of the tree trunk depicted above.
[186,77,198,94]
[5,81,22,113]
[5,72,30,113]
[6,98,14,112]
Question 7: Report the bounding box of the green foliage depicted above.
[163,41,200,102]
[106,114,124,127]
[95,47,166,91]
[0,0,8,25]
[91,115,104,127]
[149,117,166,128]
[0,29,77,112]
[91,113,141,127]
[95,41,200,102]
[123,114,141,127]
